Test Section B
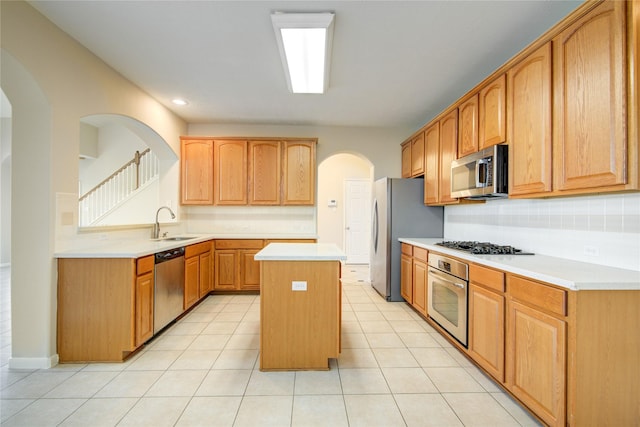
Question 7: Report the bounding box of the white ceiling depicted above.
[28,0,582,130]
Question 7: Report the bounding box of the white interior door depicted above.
[344,179,371,264]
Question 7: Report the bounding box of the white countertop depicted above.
[255,243,347,261]
[399,238,640,291]
[55,233,318,259]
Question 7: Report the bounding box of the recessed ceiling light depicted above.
[171,98,188,106]
[271,12,335,94]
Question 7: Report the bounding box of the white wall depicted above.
[0,116,11,266]
[1,0,187,368]
[444,193,640,271]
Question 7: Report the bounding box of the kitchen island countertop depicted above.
[255,243,347,261]
[400,237,640,291]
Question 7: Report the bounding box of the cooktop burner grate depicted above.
[436,241,534,255]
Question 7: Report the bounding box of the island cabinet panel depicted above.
[214,139,248,205]
[58,258,137,362]
[553,0,627,193]
[180,138,214,205]
[507,42,553,197]
[260,260,341,370]
[283,141,316,205]
[248,140,281,205]
[478,73,506,149]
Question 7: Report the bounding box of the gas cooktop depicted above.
[436,241,534,255]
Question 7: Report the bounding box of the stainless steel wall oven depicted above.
[427,253,469,347]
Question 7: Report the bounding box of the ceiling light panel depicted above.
[271,12,335,94]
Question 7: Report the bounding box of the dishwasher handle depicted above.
[155,247,185,264]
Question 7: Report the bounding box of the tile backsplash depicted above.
[444,193,640,271]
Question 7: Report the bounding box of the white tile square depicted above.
[381,367,438,394]
[292,395,348,427]
[343,394,405,427]
[117,396,189,427]
[425,367,485,392]
[443,392,519,426]
[145,370,207,397]
[58,398,137,427]
[394,393,463,427]
[372,348,418,368]
[234,395,292,427]
[176,396,242,427]
[339,368,389,394]
[245,370,295,396]
[294,370,342,395]
[196,369,251,396]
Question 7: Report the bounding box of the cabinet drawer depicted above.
[185,241,212,258]
[470,263,505,293]
[413,247,428,262]
[508,275,566,316]
[401,243,413,256]
[137,255,154,275]
[215,239,264,249]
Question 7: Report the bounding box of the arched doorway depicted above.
[317,152,373,264]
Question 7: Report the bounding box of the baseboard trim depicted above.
[8,354,59,370]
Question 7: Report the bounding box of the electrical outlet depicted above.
[292,281,307,291]
[583,245,599,256]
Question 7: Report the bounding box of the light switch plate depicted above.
[292,281,307,291]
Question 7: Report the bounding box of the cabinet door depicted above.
[135,271,154,346]
[507,42,553,196]
[553,1,626,191]
[506,299,566,427]
[412,259,428,316]
[400,253,413,303]
[214,250,238,290]
[424,122,440,205]
[239,249,261,291]
[439,109,459,204]
[249,140,281,205]
[458,94,479,157]
[283,141,315,205]
[199,250,213,298]
[479,74,506,149]
[468,284,505,382]
[411,133,425,177]
[180,139,214,205]
[184,256,200,309]
[214,140,248,205]
[401,141,412,178]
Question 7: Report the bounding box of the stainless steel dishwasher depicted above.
[154,247,185,334]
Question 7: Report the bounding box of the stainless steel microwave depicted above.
[450,144,508,199]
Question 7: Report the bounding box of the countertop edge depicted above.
[399,237,640,291]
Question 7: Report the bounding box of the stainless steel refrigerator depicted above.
[370,177,444,301]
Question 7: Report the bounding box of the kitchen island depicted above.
[255,243,346,371]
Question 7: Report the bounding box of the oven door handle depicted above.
[429,268,466,289]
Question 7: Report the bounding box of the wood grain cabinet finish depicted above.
[400,244,413,303]
[458,94,479,157]
[249,140,281,205]
[424,122,440,205]
[507,42,553,197]
[180,138,214,205]
[438,109,459,205]
[411,133,425,177]
[184,241,213,309]
[214,139,248,205]
[478,74,506,149]
[553,0,627,193]
[506,292,566,427]
[214,240,264,291]
[468,264,505,382]
[401,140,412,178]
[135,255,155,347]
[411,247,428,317]
[283,140,316,205]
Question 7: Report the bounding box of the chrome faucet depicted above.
[153,206,176,239]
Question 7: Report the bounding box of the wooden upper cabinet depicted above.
[411,133,425,177]
[214,139,248,205]
[401,140,412,178]
[424,122,440,205]
[458,94,479,157]
[283,140,316,205]
[439,109,459,204]
[180,138,214,205]
[553,0,627,192]
[479,74,506,149]
[508,42,553,197]
[248,140,281,205]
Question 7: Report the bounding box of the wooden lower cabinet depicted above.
[400,244,413,303]
[135,255,155,347]
[240,249,260,291]
[184,241,213,308]
[412,248,428,316]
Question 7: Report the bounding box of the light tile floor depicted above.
[1,265,541,426]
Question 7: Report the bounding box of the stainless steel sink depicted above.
[162,236,198,241]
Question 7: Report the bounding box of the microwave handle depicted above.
[475,159,489,188]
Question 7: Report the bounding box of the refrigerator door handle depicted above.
[372,199,379,254]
